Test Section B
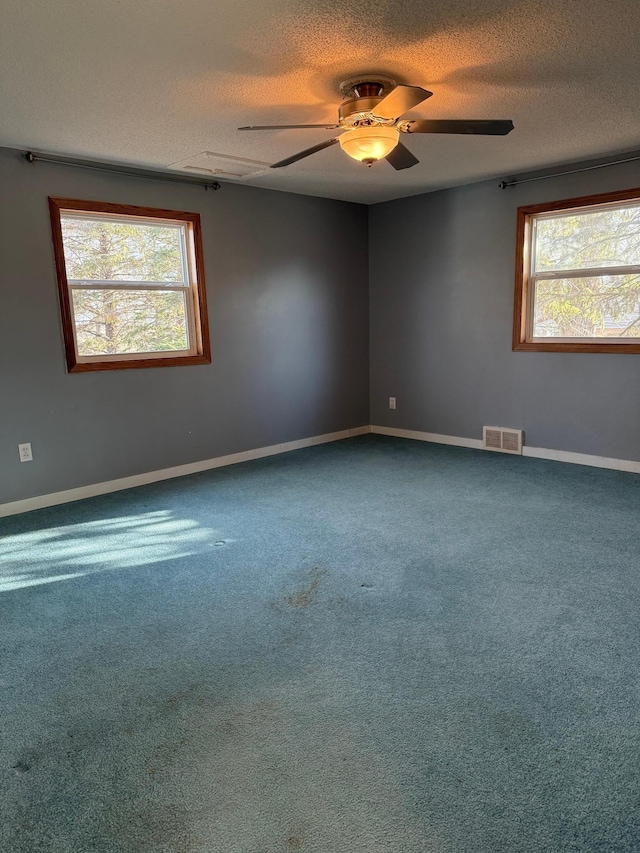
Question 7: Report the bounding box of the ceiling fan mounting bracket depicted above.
[339,75,397,99]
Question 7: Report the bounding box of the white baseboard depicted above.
[522,445,640,474]
[3,423,638,518]
[371,424,640,474]
[370,424,483,450]
[0,425,371,518]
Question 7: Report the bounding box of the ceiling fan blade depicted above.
[386,142,419,170]
[402,119,514,135]
[271,137,340,169]
[239,124,340,131]
[372,85,433,120]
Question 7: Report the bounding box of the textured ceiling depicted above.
[2,0,640,204]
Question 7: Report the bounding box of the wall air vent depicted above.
[483,426,524,455]
[168,151,270,180]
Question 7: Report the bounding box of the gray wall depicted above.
[0,147,369,504]
[4,144,640,508]
[369,160,640,461]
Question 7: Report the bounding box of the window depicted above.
[49,198,211,371]
[513,187,640,353]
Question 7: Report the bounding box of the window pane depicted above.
[61,216,184,282]
[71,289,190,355]
[533,275,640,338]
[534,205,640,273]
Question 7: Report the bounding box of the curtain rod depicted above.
[499,153,640,189]
[23,150,222,191]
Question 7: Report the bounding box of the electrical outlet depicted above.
[18,443,33,462]
[389,397,396,410]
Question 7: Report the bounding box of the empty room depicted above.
[1,1,639,851]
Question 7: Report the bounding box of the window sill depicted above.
[513,340,640,354]
[68,353,212,372]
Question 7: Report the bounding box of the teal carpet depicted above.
[1,435,638,852]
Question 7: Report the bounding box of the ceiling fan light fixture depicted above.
[338,126,400,165]
[242,78,513,172]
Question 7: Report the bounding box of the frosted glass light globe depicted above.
[338,126,400,164]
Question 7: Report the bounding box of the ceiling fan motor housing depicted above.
[339,96,397,128]
[338,78,399,128]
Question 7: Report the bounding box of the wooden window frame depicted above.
[49,197,211,372]
[513,186,640,354]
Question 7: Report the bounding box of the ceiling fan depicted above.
[239,75,514,170]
